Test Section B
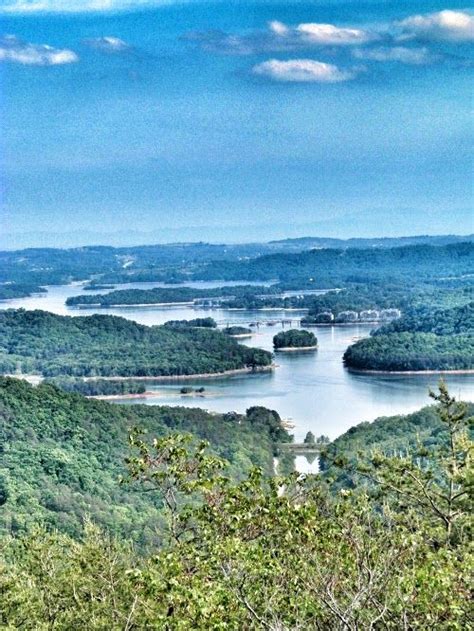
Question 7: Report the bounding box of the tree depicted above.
[304,431,316,444]
[354,380,473,544]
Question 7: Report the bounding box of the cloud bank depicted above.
[188,9,474,58]
[398,10,474,42]
[252,59,356,83]
[353,46,439,65]
[187,19,377,56]
[0,35,78,65]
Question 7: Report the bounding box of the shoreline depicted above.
[302,322,382,327]
[90,390,215,401]
[5,365,276,386]
[347,367,474,376]
[274,346,318,352]
[69,304,310,312]
[82,365,276,382]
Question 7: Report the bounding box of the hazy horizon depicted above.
[2,226,473,251]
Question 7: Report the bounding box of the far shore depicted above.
[302,322,383,327]
[347,367,474,376]
[274,346,318,352]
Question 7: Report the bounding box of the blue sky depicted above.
[1,1,473,246]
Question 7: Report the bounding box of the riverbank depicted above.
[347,367,474,375]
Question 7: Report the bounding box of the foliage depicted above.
[195,242,474,284]
[344,303,474,371]
[0,377,289,543]
[273,329,317,349]
[0,283,46,300]
[66,286,272,306]
[375,302,474,336]
[163,317,217,329]
[0,386,472,629]
[223,326,252,336]
[343,332,474,371]
[43,377,147,396]
[0,310,272,377]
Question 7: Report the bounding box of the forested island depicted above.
[0,310,272,378]
[273,329,317,351]
[0,283,46,300]
[163,317,217,329]
[343,303,474,372]
[223,325,253,337]
[66,285,273,307]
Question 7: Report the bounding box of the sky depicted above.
[0,0,473,247]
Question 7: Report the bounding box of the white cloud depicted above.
[353,46,439,65]
[0,35,78,65]
[188,20,376,56]
[268,20,289,37]
[294,22,374,45]
[84,36,131,52]
[252,59,356,83]
[0,0,163,12]
[398,10,474,42]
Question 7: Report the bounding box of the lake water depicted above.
[4,282,474,473]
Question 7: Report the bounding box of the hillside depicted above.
[2,237,472,290]
[0,377,289,544]
[0,385,471,629]
[0,310,272,378]
[320,401,474,485]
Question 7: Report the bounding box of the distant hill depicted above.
[195,242,474,284]
[1,235,473,289]
[269,234,474,250]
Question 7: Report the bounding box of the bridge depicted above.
[214,318,304,328]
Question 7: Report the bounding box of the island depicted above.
[343,303,474,372]
[0,310,273,380]
[0,283,46,300]
[273,329,318,352]
[222,325,253,338]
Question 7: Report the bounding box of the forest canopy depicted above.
[0,377,289,544]
[273,329,317,349]
[343,303,474,372]
[0,310,272,378]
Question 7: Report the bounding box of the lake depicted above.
[4,282,474,473]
